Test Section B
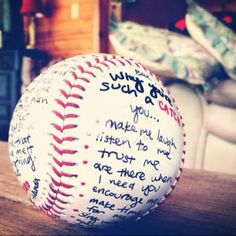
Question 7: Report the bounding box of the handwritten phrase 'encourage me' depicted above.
[74,69,181,226]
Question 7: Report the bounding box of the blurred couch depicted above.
[109,11,236,174]
[167,81,236,175]
[109,36,236,174]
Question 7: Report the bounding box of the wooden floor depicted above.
[1,141,236,235]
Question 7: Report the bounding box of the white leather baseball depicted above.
[8,54,185,228]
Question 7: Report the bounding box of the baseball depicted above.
[8,54,185,228]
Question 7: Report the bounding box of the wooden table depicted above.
[0,141,236,235]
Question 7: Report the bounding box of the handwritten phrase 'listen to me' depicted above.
[75,71,180,226]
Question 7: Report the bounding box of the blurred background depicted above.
[0,0,236,174]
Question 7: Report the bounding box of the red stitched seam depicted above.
[124,59,132,66]
[55,196,69,205]
[64,79,73,88]
[51,143,77,155]
[73,84,85,91]
[42,55,142,216]
[40,204,48,211]
[94,57,100,64]
[53,156,77,167]
[92,65,103,72]
[50,184,72,197]
[48,193,56,201]
[46,197,54,205]
[50,134,78,144]
[77,66,85,73]
[54,111,78,121]
[135,62,140,68]
[47,193,68,205]
[84,71,95,77]
[41,198,68,214]
[52,165,78,178]
[115,59,126,66]
[51,207,62,215]
[100,62,109,67]
[48,211,59,217]
[50,175,73,189]
[51,123,77,133]
[60,89,83,99]
[108,60,116,66]
[55,99,80,108]
[86,61,92,67]
[78,77,90,82]
[46,195,55,205]
[53,203,65,210]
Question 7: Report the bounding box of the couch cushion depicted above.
[186,0,236,79]
[109,21,219,85]
[167,82,203,168]
[204,104,236,144]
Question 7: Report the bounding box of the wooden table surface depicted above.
[0,141,236,235]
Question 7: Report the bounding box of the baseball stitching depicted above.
[35,54,186,223]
